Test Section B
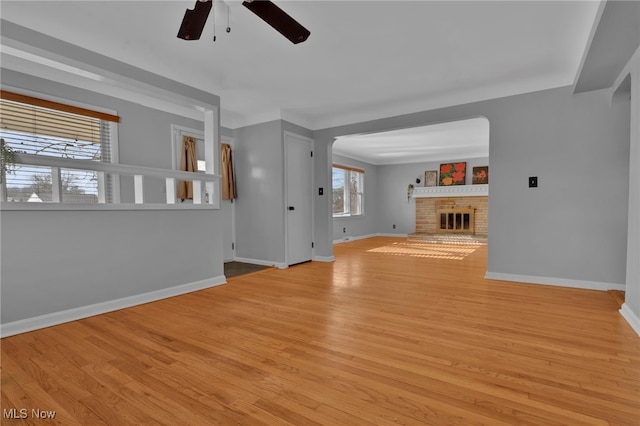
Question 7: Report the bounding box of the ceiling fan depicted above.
[177,0,310,44]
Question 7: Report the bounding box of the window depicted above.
[171,125,213,203]
[332,164,364,217]
[172,129,206,173]
[0,91,118,203]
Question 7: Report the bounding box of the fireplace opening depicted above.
[437,208,475,234]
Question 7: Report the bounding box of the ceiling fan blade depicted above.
[242,0,310,44]
[177,0,213,40]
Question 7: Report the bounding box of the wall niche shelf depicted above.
[412,184,488,198]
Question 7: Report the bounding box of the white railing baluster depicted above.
[51,166,62,203]
[97,172,106,204]
[193,180,202,204]
[165,177,176,204]
[134,174,144,204]
[205,181,215,205]
[2,153,220,208]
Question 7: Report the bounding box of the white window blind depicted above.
[0,91,119,204]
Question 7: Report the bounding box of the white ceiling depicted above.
[333,117,490,165]
[0,0,601,163]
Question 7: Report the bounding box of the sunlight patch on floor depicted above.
[367,241,481,260]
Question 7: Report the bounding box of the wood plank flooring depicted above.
[2,237,639,425]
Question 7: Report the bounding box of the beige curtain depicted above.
[177,136,197,200]
[221,143,236,200]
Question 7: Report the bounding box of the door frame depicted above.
[283,131,315,266]
[221,135,236,262]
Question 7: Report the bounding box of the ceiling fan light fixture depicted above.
[242,0,310,44]
[176,0,309,44]
[177,0,213,40]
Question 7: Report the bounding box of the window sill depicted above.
[333,214,365,219]
[0,203,219,211]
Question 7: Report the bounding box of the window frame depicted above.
[332,163,365,218]
[171,124,215,204]
[0,89,120,205]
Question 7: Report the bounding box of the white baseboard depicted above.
[313,255,335,262]
[0,275,226,338]
[620,303,640,336]
[234,257,287,269]
[334,233,406,245]
[485,271,626,291]
[334,234,374,244]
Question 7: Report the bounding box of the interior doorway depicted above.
[284,132,314,266]
[331,117,490,243]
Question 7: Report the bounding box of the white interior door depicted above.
[285,132,313,266]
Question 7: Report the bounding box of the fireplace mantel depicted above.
[412,184,488,198]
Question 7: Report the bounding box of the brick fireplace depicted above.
[416,196,488,236]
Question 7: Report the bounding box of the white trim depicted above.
[2,152,220,210]
[0,203,220,211]
[485,271,625,291]
[134,174,144,204]
[333,233,408,244]
[619,303,640,337]
[412,184,488,198]
[9,153,220,181]
[313,255,335,262]
[109,121,121,203]
[221,135,236,262]
[333,233,377,244]
[234,257,288,270]
[0,276,226,338]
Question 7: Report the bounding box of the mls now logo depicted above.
[3,408,27,419]
[4,408,57,419]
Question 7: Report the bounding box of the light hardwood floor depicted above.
[2,237,639,425]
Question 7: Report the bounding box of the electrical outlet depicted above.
[393,224,396,229]
[343,227,346,233]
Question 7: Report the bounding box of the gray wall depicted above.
[314,85,630,287]
[376,157,489,237]
[1,210,222,323]
[487,87,628,284]
[233,120,286,264]
[622,50,640,319]
[331,154,379,241]
[1,71,224,324]
[232,120,314,264]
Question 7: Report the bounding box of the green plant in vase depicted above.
[407,183,414,202]
[1,138,16,183]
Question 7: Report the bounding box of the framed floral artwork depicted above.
[424,170,437,187]
[472,166,488,184]
[439,162,466,186]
